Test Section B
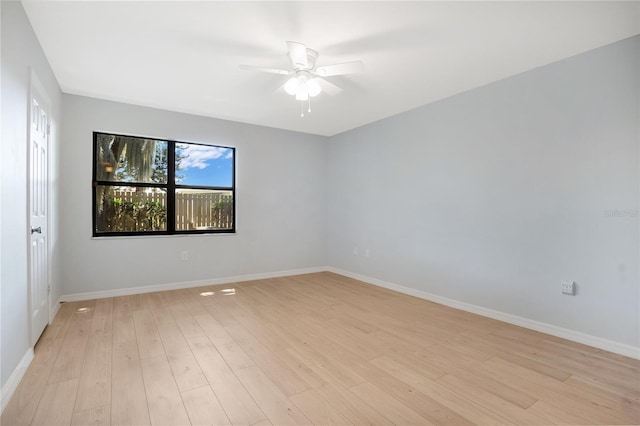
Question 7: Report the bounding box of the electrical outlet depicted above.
[181,251,189,261]
[561,280,575,295]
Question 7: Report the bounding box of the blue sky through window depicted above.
[176,143,233,187]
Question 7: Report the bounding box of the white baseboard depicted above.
[1,348,34,414]
[59,266,327,302]
[327,267,640,360]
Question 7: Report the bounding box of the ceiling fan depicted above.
[240,41,364,116]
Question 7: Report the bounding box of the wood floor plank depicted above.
[132,308,165,359]
[251,420,273,426]
[167,351,209,392]
[358,359,475,425]
[349,380,433,425]
[436,373,548,425]
[187,334,267,425]
[74,330,112,412]
[455,331,573,381]
[31,378,79,426]
[222,299,289,352]
[396,349,539,410]
[370,355,514,425]
[181,294,210,317]
[274,348,327,389]
[526,400,596,425]
[286,343,367,389]
[71,405,110,426]
[534,345,640,397]
[139,354,191,426]
[290,389,353,425]
[110,352,150,426]
[234,366,311,425]
[482,356,637,424]
[48,301,96,384]
[327,308,380,334]
[110,296,151,426]
[156,324,191,358]
[564,375,640,415]
[201,298,239,328]
[225,323,310,396]
[313,317,388,360]
[181,385,231,426]
[144,293,175,328]
[193,313,254,371]
[74,298,113,412]
[375,350,447,380]
[168,301,206,339]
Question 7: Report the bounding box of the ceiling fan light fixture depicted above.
[284,77,300,95]
[307,78,321,97]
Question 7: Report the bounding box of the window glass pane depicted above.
[175,189,233,231]
[176,143,233,187]
[96,133,168,183]
[95,185,167,233]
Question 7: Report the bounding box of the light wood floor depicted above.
[2,272,639,426]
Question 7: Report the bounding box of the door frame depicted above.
[27,69,52,346]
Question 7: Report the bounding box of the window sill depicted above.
[91,232,236,240]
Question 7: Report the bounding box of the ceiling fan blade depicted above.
[274,82,287,95]
[286,41,308,69]
[239,64,290,75]
[315,61,364,77]
[317,78,342,96]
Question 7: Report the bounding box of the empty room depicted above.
[1,1,639,425]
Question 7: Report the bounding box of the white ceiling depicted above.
[22,1,640,136]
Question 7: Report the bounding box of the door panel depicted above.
[29,74,50,345]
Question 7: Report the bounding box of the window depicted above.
[93,132,235,236]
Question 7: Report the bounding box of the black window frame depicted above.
[92,131,236,237]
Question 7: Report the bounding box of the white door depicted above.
[29,72,50,345]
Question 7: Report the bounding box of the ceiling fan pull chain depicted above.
[308,96,312,113]
[300,100,304,117]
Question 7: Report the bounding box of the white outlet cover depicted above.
[561,281,575,295]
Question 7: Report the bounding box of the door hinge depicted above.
[47,285,51,294]
[46,123,51,136]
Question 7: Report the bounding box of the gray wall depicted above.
[1,1,63,388]
[59,95,328,295]
[327,35,640,347]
